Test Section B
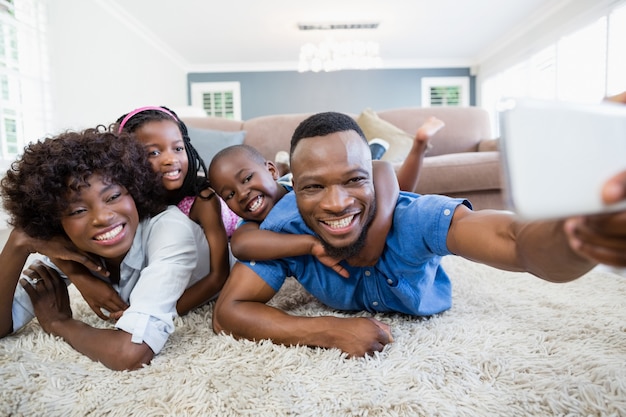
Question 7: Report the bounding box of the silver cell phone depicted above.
[499,97,626,220]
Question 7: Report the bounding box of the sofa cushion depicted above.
[412,151,502,195]
[377,107,492,157]
[182,116,243,132]
[242,113,314,162]
[356,108,414,163]
[187,127,246,164]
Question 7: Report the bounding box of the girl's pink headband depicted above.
[118,106,178,133]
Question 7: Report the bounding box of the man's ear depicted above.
[265,161,280,180]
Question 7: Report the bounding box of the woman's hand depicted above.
[20,260,73,334]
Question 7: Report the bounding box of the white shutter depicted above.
[421,77,470,107]
[191,81,241,120]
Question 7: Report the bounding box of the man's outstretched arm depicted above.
[212,262,393,357]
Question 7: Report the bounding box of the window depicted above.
[421,77,470,107]
[556,17,607,103]
[190,81,242,120]
[0,0,51,168]
[480,2,626,133]
[607,4,626,95]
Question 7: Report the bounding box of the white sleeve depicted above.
[114,208,200,354]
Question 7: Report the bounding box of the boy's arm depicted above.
[177,195,231,315]
[52,258,127,321]
[21,261,153,371]
[231,222,349,278]
[231,222,320,260]
[347,160,398,266]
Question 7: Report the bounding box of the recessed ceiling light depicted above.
[297,22,380,31]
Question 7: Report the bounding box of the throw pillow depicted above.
[187,127,246,164]
[477,138,500,152]
[356,108,414,163]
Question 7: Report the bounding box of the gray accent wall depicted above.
[188,68,474,120]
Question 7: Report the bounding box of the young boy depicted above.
[0,127,211,371]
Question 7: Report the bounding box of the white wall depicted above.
[0,0,188,230]
[476,0,623,88]
[47,0,188,132]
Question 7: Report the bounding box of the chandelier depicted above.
[298,39,382,73]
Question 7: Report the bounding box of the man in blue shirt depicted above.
[213,110,626,358]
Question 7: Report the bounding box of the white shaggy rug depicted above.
[1,255,625,417]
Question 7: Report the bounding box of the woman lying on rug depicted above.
[0,127,212,371]
[211,107,626,358]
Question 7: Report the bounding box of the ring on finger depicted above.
[31,278,41,285]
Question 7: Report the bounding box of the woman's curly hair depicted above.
[0,126,167,240]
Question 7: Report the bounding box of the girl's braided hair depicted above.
[115,106,212,205]
[0,126,167,240]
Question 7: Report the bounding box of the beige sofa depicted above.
[182,106,504,210]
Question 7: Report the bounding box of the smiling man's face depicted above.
[291,130,375,257]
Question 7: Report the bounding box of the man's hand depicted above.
[21,231,108,276]
[564,92,626,267]
[329,317,393,357]
[565,171,626,266]
[20,260,73,335]
[311,241,350,278]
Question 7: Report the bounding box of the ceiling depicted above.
[103,0,570,72]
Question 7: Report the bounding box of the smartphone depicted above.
[499,97,626,220]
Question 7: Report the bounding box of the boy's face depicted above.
[291,131,375,255]
[209,151,282,222]
[60,174,139,265]
[134,120,189,193]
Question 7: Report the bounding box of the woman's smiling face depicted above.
[60,174,139,265]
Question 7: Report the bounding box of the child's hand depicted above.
[108,310,125,321]
[50,257,128,321]
[21,230,109,276]
[77,277,128,321]
[311,241,350,278]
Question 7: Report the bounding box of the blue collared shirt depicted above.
[241,191,470,316]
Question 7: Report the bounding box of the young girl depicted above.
[116,106,236,315]
[0,128,212,370]
[117,106,240,237]
[208,117,444,274]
